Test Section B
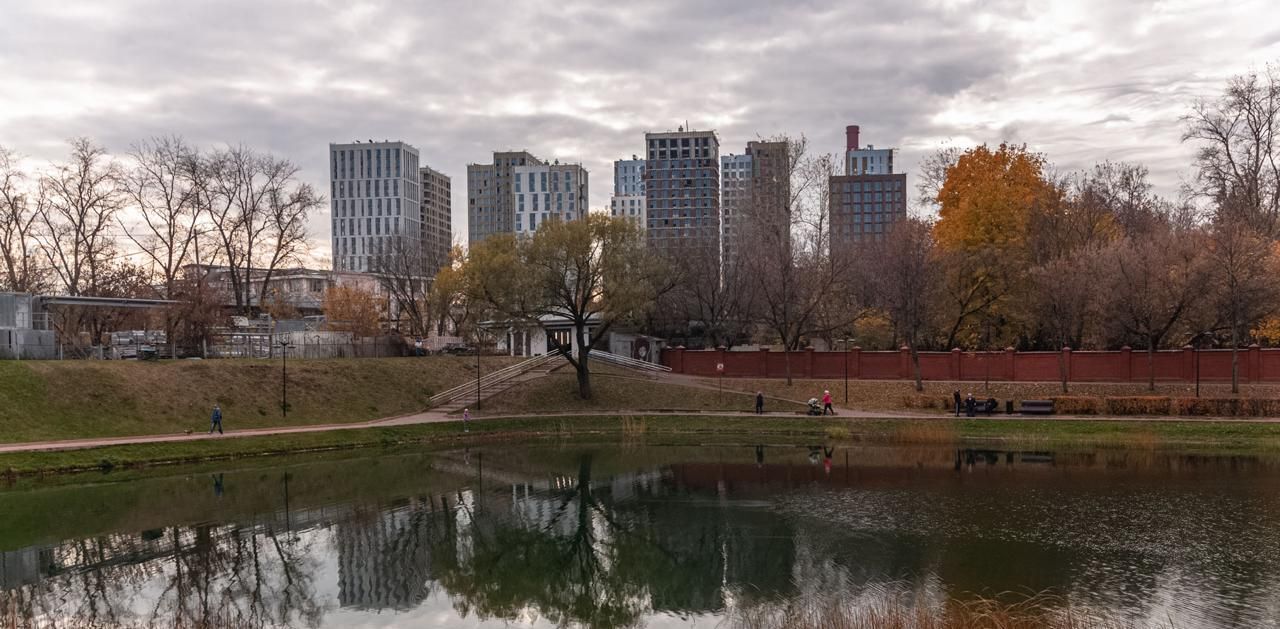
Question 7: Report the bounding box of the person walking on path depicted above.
[755,391,765,414]
[462,408,470,433]
[822,390,834,416]
[953,390,962,417]
[209,404,224,435]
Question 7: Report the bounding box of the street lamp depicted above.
[279,339,292,417]
[838,338,854,404]
[1195,330,1212,398]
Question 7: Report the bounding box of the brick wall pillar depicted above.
[673,346,685,373]
[851,346,862,379]
[1182,345,1194,383]
[951,348,961,380]
[716,345,727,375]
[900,345,911,379]
[758,346,770,377]
[1061,346,1072,384]
[804,346,815,378]
[1249,344,1262,383]
[1121,346,1132,382]
[1005,347,1016,381]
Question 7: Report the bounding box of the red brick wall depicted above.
[660,346,1280,383]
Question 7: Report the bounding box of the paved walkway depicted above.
[5,405,1280,455]
[0,407,906,454]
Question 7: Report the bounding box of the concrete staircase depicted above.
[430,352,566,413]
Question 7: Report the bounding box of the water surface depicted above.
[2,442,1279,628]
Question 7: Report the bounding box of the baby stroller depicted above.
[806,398,823,416]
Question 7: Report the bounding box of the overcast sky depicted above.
[2,0,1278,265]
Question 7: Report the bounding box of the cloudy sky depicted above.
[2,0,1278,264]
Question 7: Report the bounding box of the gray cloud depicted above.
[1,0,1276,262]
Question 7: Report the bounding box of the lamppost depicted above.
[1195,330,1212,398]
[838,338,854,404]
[279,339,292,417]
[475,332,482,411]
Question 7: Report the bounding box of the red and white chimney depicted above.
[845,125,860,151]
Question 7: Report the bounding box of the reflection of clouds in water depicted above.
[774,484,1280,628]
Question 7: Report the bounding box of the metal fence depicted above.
[206,331,408,359]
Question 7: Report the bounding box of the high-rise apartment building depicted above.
[644,128,720,254]
[419,165,452,272]
[329,141,422,273]
[467,151,588,243]
[830,125,907,248]
[512,161,588,236]
[720,152,752,267]
[720,140,790,271]
[610,156,646,228]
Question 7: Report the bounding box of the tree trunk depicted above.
[1057,342,1068,394]
[909,343,923,392]
[1147,342,1155,392]
[1231,323,1240,395]
[574,323,592,400]
[782,345,793,386]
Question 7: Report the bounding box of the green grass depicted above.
[471,371,807,416]
[6,415,1280,477]
[712,376,1280,413]
[0,356,518,442]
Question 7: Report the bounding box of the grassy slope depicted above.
[712,377,1280,412]
[471,371,807,416]
[0,356,518,442]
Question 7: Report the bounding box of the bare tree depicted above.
[915,145,963,212]
[197,146,321,315]
[372,234,444,336]
[122,136,202,355]
[34,138,126,296]
[865,218,940,391]
[1099,228,1211,390]
[656,239,754,348]
[1207,218,1280,392]
[0,145,46,292]
[1184,64,1280,237]
[744,138,862,384]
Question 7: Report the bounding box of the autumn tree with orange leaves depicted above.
[931,143,1055,348]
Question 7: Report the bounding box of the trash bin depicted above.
[1006,400,1015,414]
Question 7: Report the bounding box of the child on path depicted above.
[462,408,470,433]
[209,404,224,435]
[822,390,834,415]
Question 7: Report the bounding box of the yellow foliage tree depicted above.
[323,285,382,337]
[931,143,1054,348]
[934,143,1052,254]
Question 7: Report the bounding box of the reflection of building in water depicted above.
[0,547,45,589]
[336,500,440,611]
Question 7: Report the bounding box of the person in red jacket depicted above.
[822,390,834,415]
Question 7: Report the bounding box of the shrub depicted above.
[1105,397,1173,415]
[1172,397,1280,417]
[1051,396,1103,415]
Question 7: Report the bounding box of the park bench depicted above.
[1018,399,1055,415]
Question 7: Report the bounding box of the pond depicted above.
[2,441,1280,628]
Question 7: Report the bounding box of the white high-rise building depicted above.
[511,161,589,236]
[610,156,646,228]
[844,125,894,175]
[468,151,589,243]
[329,141,421,273]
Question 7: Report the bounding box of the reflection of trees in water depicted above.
[2,520,326,628]
[430,453,805,628]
